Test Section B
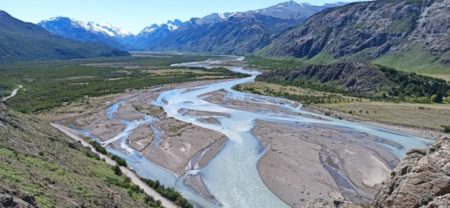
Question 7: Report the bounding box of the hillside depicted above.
[0,11,128,63]
[0,104,155,207]
[257,62,449,101]
[263,0,450,73]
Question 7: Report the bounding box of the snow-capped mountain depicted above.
[133,19,184,50]
[139,19,183,35]
[133,1,347,53]
[39,17,132,37]
[38,1,348,52]
[38,17,132,49]
[249,1,347,20]
[189,12,236,25]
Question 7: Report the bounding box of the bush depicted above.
[144,195,154,203]
[431,94,444,103]
[90,141,107,155]
[442,125,450,133]
[111,155,127,166]
[85,151,100,160]
[113,165,122,176]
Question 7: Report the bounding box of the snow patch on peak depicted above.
[81,22,132,37]
[139,19,183,35]
[141,24,159,33]
[166,19,183,31]
[41,17,132,37]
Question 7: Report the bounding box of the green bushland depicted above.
[0,55,244,113]
[245,56,306,71]
[142,179,193,208]
[254,63,449,103]
[377,65,449,102]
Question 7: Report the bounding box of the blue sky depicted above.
[0,0,363,33]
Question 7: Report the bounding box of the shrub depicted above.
[113,165,122,176]
[431,94,444,103]
[90,141,107,155]
[111,155,127,166]
[442,125,450,133]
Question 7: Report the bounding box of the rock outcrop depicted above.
[304,199,363,208]
[373,137,450,208]
[0,188,38,208]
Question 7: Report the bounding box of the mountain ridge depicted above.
[262,0,450,71]
[38,1,348,53]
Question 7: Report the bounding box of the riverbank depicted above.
[51,123,178,208]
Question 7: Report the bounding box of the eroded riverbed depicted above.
[56,57,431,207]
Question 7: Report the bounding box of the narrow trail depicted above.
[51,123,179,208]
[1,85,23,102]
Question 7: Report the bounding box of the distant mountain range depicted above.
[3,0,448,71]
[0,11,128,63]
[38,1,346,53]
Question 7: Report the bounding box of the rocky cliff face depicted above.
[374,137,450,208]
[264,0,450,60]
